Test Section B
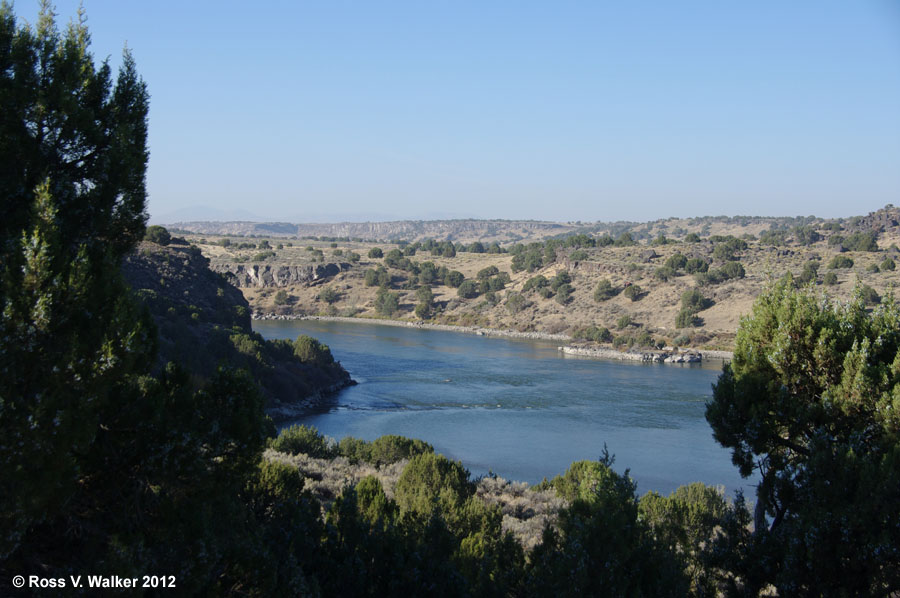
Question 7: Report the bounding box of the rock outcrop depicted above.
[123,241,353,416]
[212,262,351,288]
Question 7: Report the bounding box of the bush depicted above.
[654,266,676,282]
[623,284,642,301]
[524,275,550,292]
[555,283,573,305]
[253,250,276,261]
[858,284,880,305]
[616,315,632,329]
[881,257,896,271]
[367,247,383,258]
[144,225,171,245]
[824,272,839,285]
[269,424,336,458]
[593,279,616,302]
[681,288,712,313]
[274,289,290,305]
[866,263,880,273]
[318,287,340,304]
[477,266,500,280]
[828,255,854,269]
[293,335,335,365]
[685,257,709,274]
[457,280,480,299]
[676,308,702,328]
[842,231,879,252]
[572,325,613,343]
[444,270,465,288]
[684,232,701,243]
[664,253,687,271]
[374,288,400,316]
[505,292,528,314]
[395,453,474,516]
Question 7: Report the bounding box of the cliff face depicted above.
[212,262,351,288]
[122,241,353,416]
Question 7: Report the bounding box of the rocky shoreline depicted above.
[252,312,735,361]
[558,345,705,364]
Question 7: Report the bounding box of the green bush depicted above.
[444,270,465,287]
[318,287,340,304]
[293,335,334,365]
[252,250,276,261]
[828,255,854,269]
[684,257,709,274]
[593,279,616,302]
[144,225,171,245]
[857,284,880,305]
[824,272,839,285]
[269,424,336,458]
[654,266,676,282]
[374,288,400,316]
[617,315,632,329]
[881,257,896,271]
[457,280,480,299]
[842,231,878,252]
[866,263,880,273]
[664,253,687,271]
[367,247,383,258]
[623,284,642,301]
[274,289,290,305]
[395,453,474,516]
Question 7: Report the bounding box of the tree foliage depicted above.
[706,280,900,594]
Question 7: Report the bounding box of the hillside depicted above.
[179,205,900,351]
[122,239,353,417]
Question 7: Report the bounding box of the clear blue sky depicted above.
[17,1,900,223]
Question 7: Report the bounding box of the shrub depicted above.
[505,292,528,314]
[367,247,383,258]
[654,266,676,282]
[572,325,613,343]
[318,287,340,304]
[676,308,702,328]
[684,257,709,274]
[269,424,336,458]
[684,232,701,243]
[866,263,880,273]
[616,315,632,329]
[477,265,500,280]
[824,272,839,285]
[252,250,276,261]
[457,280,480,299]
[858,284,880,305]
[593,279,616,302]
[444,270,465,288]
[524,275,550,292]
[828,255,854,269]
[274,289,290,305]
[842,231,879,252]
[293,335,335,365]
[374,288,400,316]
[623,284,643,301]
[569,249,589,261]
[664,253,688,271]
[798,261,820,285]
[555,283,573,305]
[881,257,896,271]
[144,225,171,245]
[395,453,474,516]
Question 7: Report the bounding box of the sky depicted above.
[15,1,900,223]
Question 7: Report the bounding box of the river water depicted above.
[255,319,754,497]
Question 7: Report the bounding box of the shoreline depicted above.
[252,312,734,361]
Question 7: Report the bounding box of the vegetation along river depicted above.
[255,319,755,497]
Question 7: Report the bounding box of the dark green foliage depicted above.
[274,289,290,305]
[792,225,821,246]
[684,257,709,274]
[145,225,172,245]
[823,271,838,285]
[758,228,788,246]
[526,457,688,596]
[364,266,390,287]
[395,453,474,518]
[797,260,820,285]
[617,315,633,329]
[253,250,276,261]
[336,434,434,466]
[842,230,879,252]
[866,262,880,273]
[569,249,588,261]
[374,288,400,316]
[664,252,688,270]
[477,265,500,280]
[697,261,745,285]
[675,309,702,328]
[623,284,643,301]
[319,286,340,304]
[857,284,880,305]
[593,278,617,301]
[523,274,550,292]
[881,257,896,271]
[457,280,480,298]
[270,424,337,458]
[654,266,676,281]
[292,335,335,366]
[684,232,701,243]
[505,292,528,314]
[444,269,465,287]
[538,287,554,299]
[554,283,573,304]
[706,280,900,594]
[572,325,613,343]
[614,232,636,247]
[368,247,384,258]
[681,288,713,313]
[828,255,854,269]
[651,233,670,246]
[549,270,572,291]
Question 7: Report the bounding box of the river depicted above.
[255,319,754,498]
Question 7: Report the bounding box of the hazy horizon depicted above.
[25,2,900,224]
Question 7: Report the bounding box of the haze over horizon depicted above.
[25,1,900,224]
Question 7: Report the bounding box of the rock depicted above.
[212,262,351,288]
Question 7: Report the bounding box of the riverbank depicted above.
[253,312,734,360]
[253,312,571,342]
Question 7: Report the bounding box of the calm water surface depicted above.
[255,319,754,497]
